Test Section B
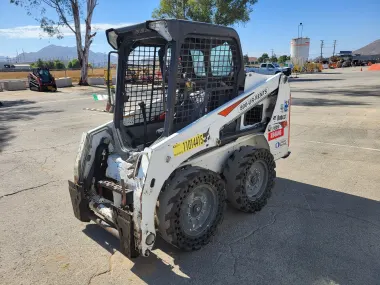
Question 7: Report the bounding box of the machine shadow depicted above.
[289,78,343,82]
[83,178,380,285]
[0,101,63,152]
[291,97,370,107]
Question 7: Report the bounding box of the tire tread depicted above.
[223,147,276,213]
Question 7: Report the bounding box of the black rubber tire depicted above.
[29,83,36,91]
[158,166,226,251]
[223,147,276,213]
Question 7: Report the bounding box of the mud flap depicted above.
[112,206,140,258]
[68,180,90,222]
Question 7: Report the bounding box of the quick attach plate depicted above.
[112,206,140,258]
[68,180,90,222]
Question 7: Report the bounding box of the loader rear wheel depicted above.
[158,167,226,251]
[223,147,276,213]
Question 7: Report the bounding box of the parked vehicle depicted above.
[247,63,291,76]
[28,68,57,92]
[342,61,352,67]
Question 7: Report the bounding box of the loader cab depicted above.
[106,20,246,149]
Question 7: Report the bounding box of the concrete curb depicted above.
[88,77,105,85]
[55,77,73,88]
[3,80,27,91]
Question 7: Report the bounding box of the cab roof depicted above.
[106,19,241,50]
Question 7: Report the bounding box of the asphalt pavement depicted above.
[0,69,380,285]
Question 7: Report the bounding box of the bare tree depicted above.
[11,0,98,85]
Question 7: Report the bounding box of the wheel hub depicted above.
[180,185,217,237]
[245,160,268,200]
[190,201,203,217]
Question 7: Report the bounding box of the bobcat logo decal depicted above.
[203,128,210,143]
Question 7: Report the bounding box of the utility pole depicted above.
[333,40,337,56]
[320,40,324,60]
[271,49,274,58]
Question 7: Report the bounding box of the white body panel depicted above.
[136,73,291,255]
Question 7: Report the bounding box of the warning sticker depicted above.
[123,115,134,126]
[173,134,205,156]
[268,129,284,141]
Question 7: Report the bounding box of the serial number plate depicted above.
[173,134,204,156]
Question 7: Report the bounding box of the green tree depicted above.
[243,54,249,65]
[278,55,291,64]
[46,60,55,69]
[270,55,277,63]
[68,58,80,69]
[32,58,45,68]
[258,53,269,63]
[278,55,287,64]
[54,60,66,70]
[152,0,258,26]
[11,0,98,85]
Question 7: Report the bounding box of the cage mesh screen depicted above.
[122,37,239,129]
[173,37,238,125]
[244,105,263,126]
[123,45,165,126]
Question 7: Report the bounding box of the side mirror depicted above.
[107,51,118,113]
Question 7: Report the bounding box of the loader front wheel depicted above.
[158,167,226,251]
[223,147,276,213]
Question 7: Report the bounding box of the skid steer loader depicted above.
[68,20,291,258]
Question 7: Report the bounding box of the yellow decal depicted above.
[173,134,204,156]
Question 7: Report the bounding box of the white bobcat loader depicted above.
[68,20,291,258]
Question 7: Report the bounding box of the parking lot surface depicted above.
[0,69,379,285]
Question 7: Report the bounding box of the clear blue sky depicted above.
[0,0,379,59]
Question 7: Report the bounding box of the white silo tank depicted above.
[290,38,310,65]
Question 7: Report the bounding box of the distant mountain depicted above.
[10,44,116,67]
[354,39,380,55]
